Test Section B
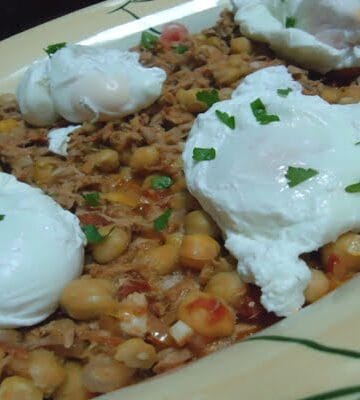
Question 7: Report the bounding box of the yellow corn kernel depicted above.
[102,191,139,208]
[0,119,18,133]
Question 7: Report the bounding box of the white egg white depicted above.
[233,0,360,73]
[183,66,360,316]
[0,173,85,328]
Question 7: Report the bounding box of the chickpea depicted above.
[228,56,253,79]
[137,244,179,275]
[165,232,184,249]
[304,269,330,304]
[320,87,341,104]
[92,225,131,264]
[230,37,253,54]
[185,210,219,237]
[54,362,89,400]
[0,377,42,400]
[115,338,157,369]
[205,37,229,53]
[89,149,120,173]
[33,157,59,185]
[129,146,159,171]
[177,292,235,338]
[28,349,65,397]
[60,279,117,320]
[321,232,360,277]
[205,272,246,305]
[170,192,198,211]
[180,234,220,270]
[176,89,207,113]
[212,65,245,86]
[82,355,133,394]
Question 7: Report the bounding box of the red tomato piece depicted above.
[160,23,189,48]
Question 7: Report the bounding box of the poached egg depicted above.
[233,0,360,73]
[0,173,85,328]
[16,45,167,127]
[183,66,360,316]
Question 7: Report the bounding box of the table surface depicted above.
[1,0,103,41]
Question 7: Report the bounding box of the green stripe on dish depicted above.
[298,385,360,400]
[246,335,360,359]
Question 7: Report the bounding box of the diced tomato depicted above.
[186,297,228,323]
[77,213,110,227]
[325,253,340,274]
[117,279,150,300]
[160,23,189,48]
[235,285,266,322]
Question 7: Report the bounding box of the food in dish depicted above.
[0,7,360,399]
[17,45,167,126]
[0,173,85,328]
[183,65,360,316]
[48,125,81,156]
[234,0,360,73]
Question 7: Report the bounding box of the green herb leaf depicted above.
[285,16,296,28]
[0,215,5,221]
[192,147,216,161]
[151,175,174,190]
[250,98,280,125]
[215,110,236,129]
[141,31,159,49]
[172,44,189,54]
[345,182,360,193]
[82,224,104,244]
[44,42,67,56]
[285,166,318,188]
[82,192,100,207]
[355,141,360,145]
[154,209,172,232]
[277,87,293,97]
[196,90,220,108]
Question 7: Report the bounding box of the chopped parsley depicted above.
[0,215,5,221]
[355,141,360,145]
[285,17,296,28]
[44,42,67,56]
[250,98,280,125]
[141,31,159,49]
[215,110,235,129]
[277,87,293,97]
[196,90,220,108]
[82,224,104,244]
[286,166,318,188]
[154,209,172,232]
[151,175,174,190]
[82,192,100,207]
[345,182,360,193]
[172,44,189,54]
[192,147,216,161]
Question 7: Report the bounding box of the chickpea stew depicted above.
[1,10,360,400]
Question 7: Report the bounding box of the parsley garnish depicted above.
[285,17,296,28]
[345,182,360,193]
[154,209,172,232]
[277,88,293,97]
[141,31,159,49]
[286,166,318,188]
[196,90,220,108]
[173,44,189,54]
[82,192,100,207]
[215,110,235,129]
[44,42,67,56]
[82,224,104,244]
[0,215,5,221]
[250,98,280,125]
[193,147,216,161]
[355,141,360,145]
[151,175,174,190]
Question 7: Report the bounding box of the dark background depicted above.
[1,0,103,40]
